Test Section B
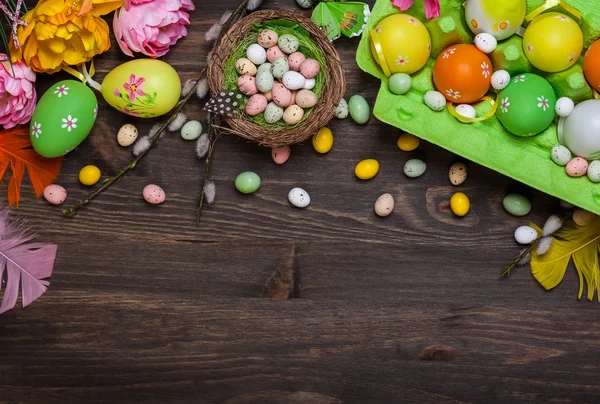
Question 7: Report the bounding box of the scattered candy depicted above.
[43,184,67,205]
[79,165,101,186]
[474,33,497,53]
[355,159,379,180]
[334,98,349,119]
[450,192,470,217]
[272,146,291,165]
[258,29,278,48]
[455,104,476,119]
[143,184,166,204]
[283,105,304,125]
[573,208,595,226]
[278,34,300,54]
[235,58,257,76]
[235,171,261,194]
[312,127,334,154]
[566,157,588,177]
[503,193,531,216]
[555,97,575,117]
[246,43,267,65]
[588,160,600,183]
[374,193,395,217]
[180,120,202,140]
[396,133,419,151]
[514,225,538,245]
[550,145,572,166]
[117,123,138,147]
[388,73,412,95]
[449,162,467,185]
[424,91,446,111]
[404,159,426,178]
[491,70,510,91]
[288,187,311,208]
[348,95,370,124]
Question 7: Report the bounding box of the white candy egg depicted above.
[288,187,311,208]
[424,91,446,111]
[551,145,572,166]
[246,44,267,65]
[296,0,314,8]
[555,97,575,117]
[455,104,477,119]
[491,70,510,90]
[514,225,538,245]
[282,71,306,90]
[474,33,497,54]
[303,78,316,90]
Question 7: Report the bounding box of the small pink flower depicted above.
[123,74,146,102]
[113,88,121,96]
[391,0,440,19]
[123,107,141,117]
[0,55,37,129]
[443,48,456,59]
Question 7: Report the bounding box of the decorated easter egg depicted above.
[523,12,583,73]
[496,73,557,137]
[433,44,492,103]
[102,59,180,118]
[30,80,97,158]
[583,39,600,91]
[370,14,431,76]
[465,0,526,40]
[558,100,600,159]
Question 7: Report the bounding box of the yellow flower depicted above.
[11,0,123,73]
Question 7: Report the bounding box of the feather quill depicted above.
[0,209,57,314]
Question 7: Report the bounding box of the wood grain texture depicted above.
[2,1,599,403]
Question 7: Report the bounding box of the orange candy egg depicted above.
[583,39,600,91]
[433,44,493,103]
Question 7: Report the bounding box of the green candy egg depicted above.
[496,73,557,137]
[388,73,412,95]
[235,171,261,194]
[348,95,370,124]
[503,193,531,216]
[30,80,97,158]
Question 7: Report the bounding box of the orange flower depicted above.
[11,0,123,73]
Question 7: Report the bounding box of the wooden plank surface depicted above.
[2,1,600,403]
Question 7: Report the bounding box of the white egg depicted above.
[555,97,575,117]
[491,70,510,91]
[303,78,316,90]
[288,187,310,208]
[550,145,572,166]
[282,71,306,90]
[246,44,267,65]
[455,104,477,119]
[296,0,314,8]
[514,225,538,245]
[474,33,497,54]
[424,91,446,111]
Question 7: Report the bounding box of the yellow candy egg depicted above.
[370,14,431,76]
[101,59,181,118]
[465,0,526,40]
[355,159,380,180]
[523,12,583,73]
[397,133,420,151]
[79,165,101,186]
[312,127,334,154]
[450,192,470,217]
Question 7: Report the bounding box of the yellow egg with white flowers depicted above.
[465,0,526,40]
[101,59,181,118]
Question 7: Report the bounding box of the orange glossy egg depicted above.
[433,44,493,103]
[583,39,600,92]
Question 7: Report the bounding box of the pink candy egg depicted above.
[246,94,268,116]
[566,157,588,177]
[143,184,166,205]
[237,74,258,96]
[300,59,320,79]
[272,82,293,108]
[43,184,67,205]
[288,52,306,71]
[267,46,286,63]
[271,145,291,165]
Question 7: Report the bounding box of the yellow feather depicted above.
[531,217,600,301]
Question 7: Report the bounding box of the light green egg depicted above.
[30,80,97,158]
[101,59,181,118]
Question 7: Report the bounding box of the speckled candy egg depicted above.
[551,145,572,166]
[491,70,510,90]
[288,52,306,71]
[424,91,446,111]
[449,162,467,185]
[258,29,279,48]
[583,39,600,91]
[272,146,291,164]
[433,44,492,103]
[272,83,293,108]
[117,123,138,146]
[282,71,306,90]
[245,94,268,116]
[143,184,166,204]
[283,105,304,125]
[474,33,497,53]
[514,225,538,244]
[181,120,202,140]
[256,69,274,93]
[278,34,300,54]
[300,59,320,79]
[404,159,427,178]
[334,98,349,119]
[497,73,557,137]
[566,157,588,177]
[523,12,583,73]
[247,44,267,65]
[271,57,289,79]
[238,74,258,96]
[455,104,476,119]
[303,78,315,90]
[296,89,317,109]
[235,58,257,76]
[558,100,600,159]
[267,46,286,63]
[43,184,67,205]
[588,160,600,183]
[374,193,395,217]
[465,0,526,40]
[296,0,313,9]
[555,97,575,117]
[264,102,284,123]
[30,80,97,158]
[288,187,310,208]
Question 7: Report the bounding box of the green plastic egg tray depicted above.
[356,0,600,214]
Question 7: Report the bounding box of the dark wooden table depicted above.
[2,1,600,403]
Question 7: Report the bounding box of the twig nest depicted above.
[143,184,166,204]
[288,187,310,208]
[44,184,67,205]
[117,124,138,147]
[258,29,278,48]
[514,225,538,244]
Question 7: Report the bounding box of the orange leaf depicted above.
[0,126,64,207]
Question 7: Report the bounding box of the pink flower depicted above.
[123,107,141,117]
[123,74,146,101]
[0,57,36,129]
[391,0,440,19]
[113,0,195,58]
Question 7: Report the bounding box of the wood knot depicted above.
[263,244,298,299]
[419,345,459,361]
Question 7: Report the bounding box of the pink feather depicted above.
[0,209,57,314]
[424,0,440,19]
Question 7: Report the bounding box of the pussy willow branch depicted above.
[196,116,222,222]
